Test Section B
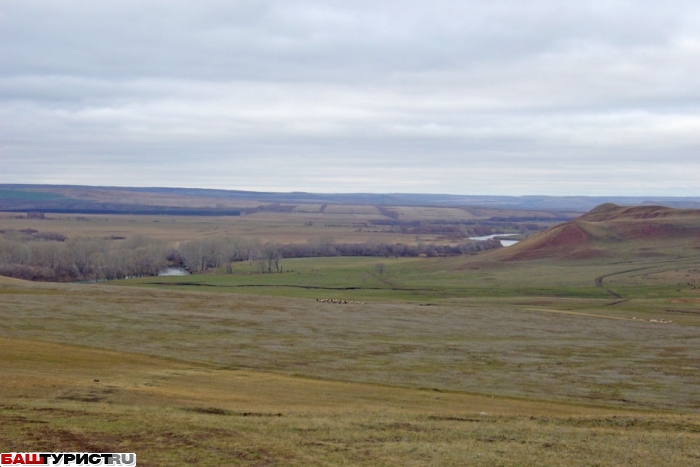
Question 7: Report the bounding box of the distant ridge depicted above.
[488,204,700,261]
[2,184,700,212]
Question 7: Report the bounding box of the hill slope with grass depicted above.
[488,204,700,261]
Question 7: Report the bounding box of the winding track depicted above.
[593,268,650,299]
[593,263,689,299]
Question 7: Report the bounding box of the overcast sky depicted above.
[2,1,699,195]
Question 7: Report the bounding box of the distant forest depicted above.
[3,184,700,212]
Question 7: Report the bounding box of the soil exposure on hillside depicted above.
[490,204,700,261]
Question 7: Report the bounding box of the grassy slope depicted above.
[4,269,700,410]
[3,338,700,466]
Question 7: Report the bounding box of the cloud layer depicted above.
[2,1,699,195]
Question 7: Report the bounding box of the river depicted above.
[469,234,520,247]
[158,267,190,276]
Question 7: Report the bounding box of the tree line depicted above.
[0,233,168,282]
[0,230,502,282]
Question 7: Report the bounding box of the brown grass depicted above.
[0,211,455,246]
[0,199,570,246]
[3,276,700,410]
[3,337,700,466]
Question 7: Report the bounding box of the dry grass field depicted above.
[4,268,700,410]
[0,211,466,246]
[3,336,700,466]
[0,199,567,246]
[2,203,700,465]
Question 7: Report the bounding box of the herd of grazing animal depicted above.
[316,298,365,305]
[632,317,673,324]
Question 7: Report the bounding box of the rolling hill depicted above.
[488,203,700,261]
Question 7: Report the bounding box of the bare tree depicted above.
[179,241,203,272]
[258,243,282,273]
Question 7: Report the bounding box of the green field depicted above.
[125,254,700,303]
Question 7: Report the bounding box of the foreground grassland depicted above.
[4,258,700,410]
[2,228,700,464]
[3,338,700,466]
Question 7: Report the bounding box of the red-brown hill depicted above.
[485,204,700,261]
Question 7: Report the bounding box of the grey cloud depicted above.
[3,1,692,79]
[1,0,699,195]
